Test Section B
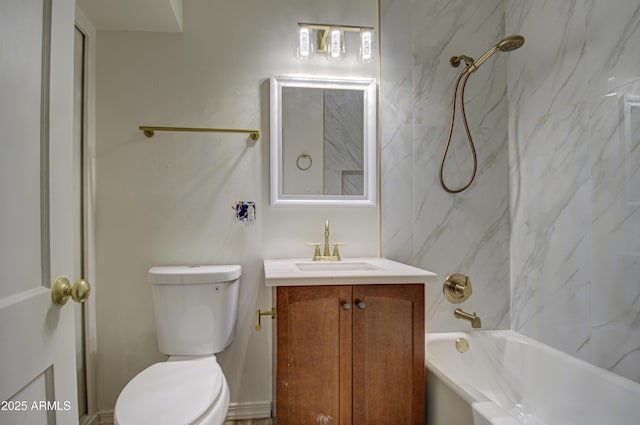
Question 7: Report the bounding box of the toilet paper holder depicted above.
[255,308,276,331]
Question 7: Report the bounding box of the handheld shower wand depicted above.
[466,35,524,74]
[440,35,525,193]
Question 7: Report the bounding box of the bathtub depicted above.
[425,331,640,425]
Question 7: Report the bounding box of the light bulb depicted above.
[296,25,313,60]
[327,28,345,61]
[359,29,375,63]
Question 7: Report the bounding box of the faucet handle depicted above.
[443,273,472,304]
[307,243,321,261]
[332,243,346,261]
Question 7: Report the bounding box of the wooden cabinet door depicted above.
[276,286,353,425]
[351,284,425,425]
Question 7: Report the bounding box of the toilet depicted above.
[114,265,241,425]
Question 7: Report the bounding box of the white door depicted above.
[0,0,82,424]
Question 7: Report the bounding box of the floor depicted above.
[223,420,273,425]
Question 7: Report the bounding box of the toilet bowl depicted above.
[114,356,229,425]
[114,265,241,425]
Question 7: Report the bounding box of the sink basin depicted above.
[264,257,437,287]
[295,261,379,272]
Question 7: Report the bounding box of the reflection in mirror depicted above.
[270,75,377,206]
[283,87,364,196]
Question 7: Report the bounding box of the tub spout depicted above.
[454,308,482,329]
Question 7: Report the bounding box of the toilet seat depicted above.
[114,356,227,425]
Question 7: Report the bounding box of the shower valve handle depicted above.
[443,273,472,304]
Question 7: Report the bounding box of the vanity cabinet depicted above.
[275,284,425,425]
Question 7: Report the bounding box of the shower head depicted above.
[497,35,525,52]
[465,34,525,74]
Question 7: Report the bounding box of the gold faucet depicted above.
[308,220,344,261]
[454,309,482,329]
[324,220,331,257]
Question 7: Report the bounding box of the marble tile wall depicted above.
[506,0,640,383]
[381,0,639,384]
[505,0,593,361]
[380,0,511,331]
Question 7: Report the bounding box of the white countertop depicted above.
[264,257,438,287]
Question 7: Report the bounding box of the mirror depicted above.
[270,75,377,206]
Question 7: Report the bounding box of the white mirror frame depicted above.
[270,74,377,206]
[624,94,640,202]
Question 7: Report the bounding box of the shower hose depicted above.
[439,67,477,194]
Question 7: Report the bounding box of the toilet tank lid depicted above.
[149,265,241,284]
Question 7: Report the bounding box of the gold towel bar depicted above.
[139,126,260,141]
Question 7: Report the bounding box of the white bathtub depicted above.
[425,331,640,425]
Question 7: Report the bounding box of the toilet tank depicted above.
[148,265,241,356]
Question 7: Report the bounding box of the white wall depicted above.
[94,0,378,412]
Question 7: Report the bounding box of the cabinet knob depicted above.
[356,300,366,310]
[341,302,351,310]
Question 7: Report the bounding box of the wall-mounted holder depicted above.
[296,153,312,171]
[255,308,276,331]
[232,201,256,223]
[139,125,260,141]
[443,273,472,304]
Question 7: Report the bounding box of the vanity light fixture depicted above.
[296,22,375,63]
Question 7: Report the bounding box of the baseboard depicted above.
[80,413,99,425]
[92,402,271,424]
[226,401,272,420]
[91,409,114,425]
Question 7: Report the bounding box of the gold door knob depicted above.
[52,277,91,306]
